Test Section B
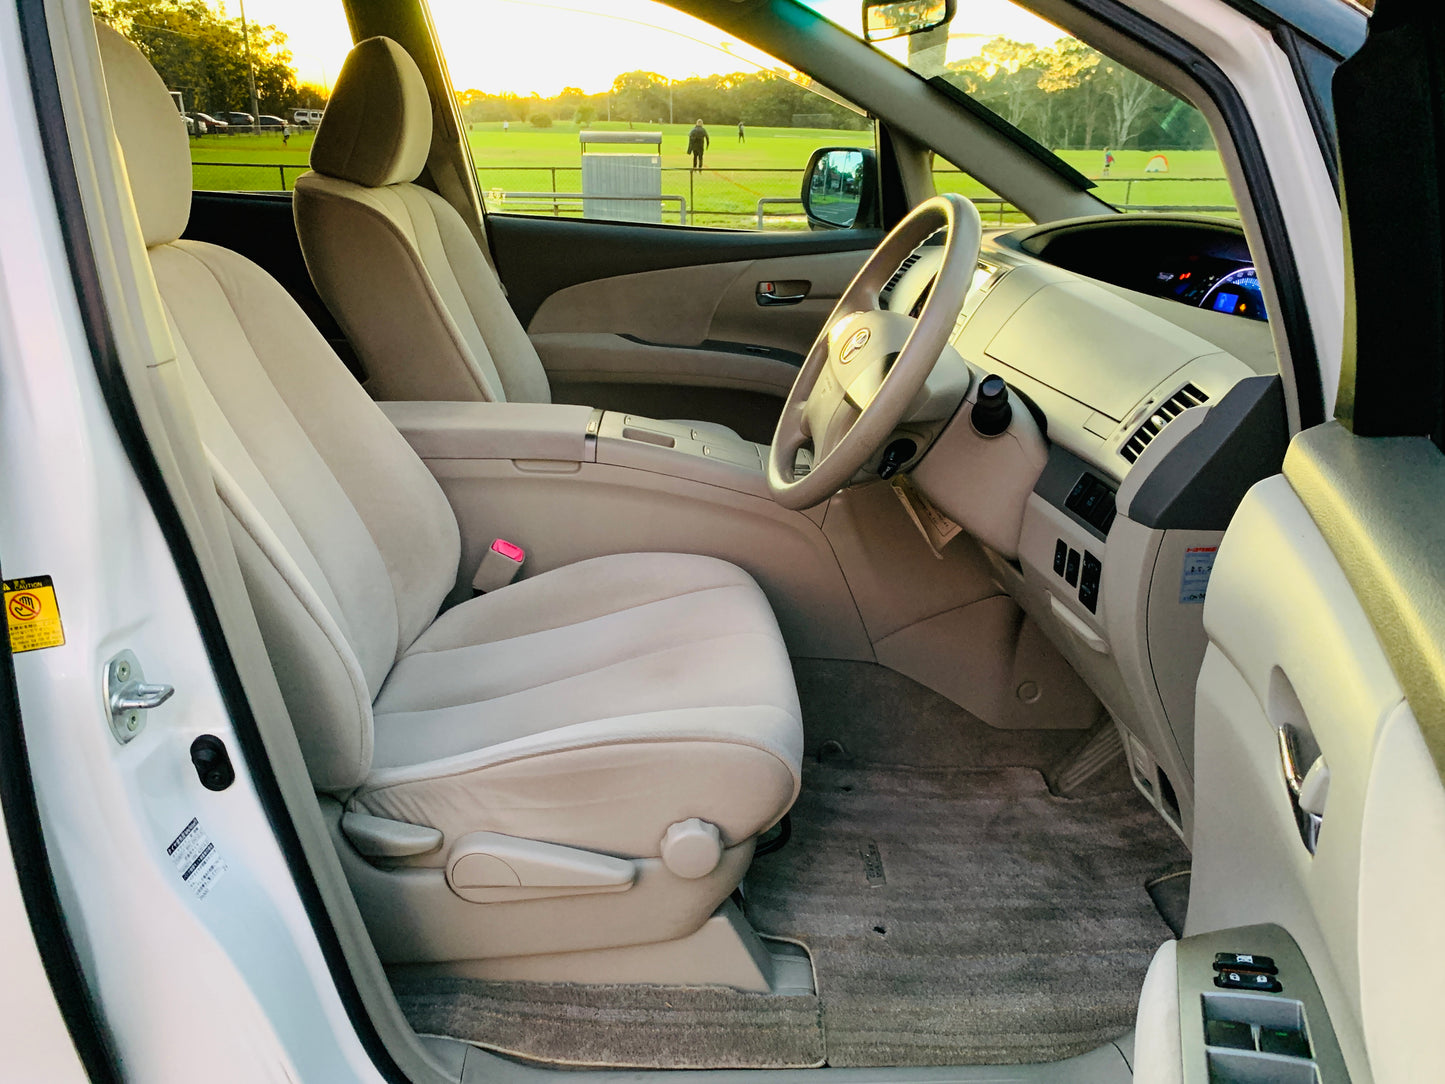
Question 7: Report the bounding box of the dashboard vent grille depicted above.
[881,253,923,303]
[1120,384,1209,463]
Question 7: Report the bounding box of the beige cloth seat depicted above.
[292,36,738,440]
[98,21,801,962]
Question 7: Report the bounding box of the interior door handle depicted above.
[757,280,808,306]
[1277,725,1329,853]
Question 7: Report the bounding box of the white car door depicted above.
[1139,4,1445,1081]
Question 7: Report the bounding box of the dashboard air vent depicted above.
[1120,384,1209,463]
[881,253,923,303]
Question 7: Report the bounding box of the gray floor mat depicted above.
[393,978,825,1069]
[743,762,1188,1067]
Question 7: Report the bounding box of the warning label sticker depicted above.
[4,575,66,653]
[166,817,228,900]
[1179,547,1218,604]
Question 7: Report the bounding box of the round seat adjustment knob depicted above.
[659,818,723,878]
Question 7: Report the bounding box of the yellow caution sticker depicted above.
[4,576,66,653]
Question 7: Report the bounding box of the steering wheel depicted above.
[767,193,982,510]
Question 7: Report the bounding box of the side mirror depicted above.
[800,147,880,231]
[863,0,955,43]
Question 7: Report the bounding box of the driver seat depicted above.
[293,36,739,439]
[98,20,802,965]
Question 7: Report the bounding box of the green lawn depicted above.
[188,124,1235,229]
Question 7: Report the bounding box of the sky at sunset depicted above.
[226,0,1066,97]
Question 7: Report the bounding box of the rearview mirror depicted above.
[800,147,880,231]
[863,0,955,43]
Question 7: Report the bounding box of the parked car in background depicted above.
[185,111,228,134]
[257,114,289,130]
[219,110,254,128]
[292,108,324,126]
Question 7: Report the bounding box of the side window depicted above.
[91,1,351,193]
[428,0,873,230]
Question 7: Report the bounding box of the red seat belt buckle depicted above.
[472,538,525,593]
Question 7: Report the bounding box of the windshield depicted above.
[797,0,1237,219]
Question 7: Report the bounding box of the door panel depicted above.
[489,214,880,326]
[502,218,876,435]
[1184,439,1445,1082]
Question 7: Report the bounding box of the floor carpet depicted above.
[742,762,1189,1066]
[393,977,825,1069]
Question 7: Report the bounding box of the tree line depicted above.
[459,37,1212,151]
[92,0,329,118]
[457,69,870,131]
[89,2,1207,152]
[940,38,1211,150]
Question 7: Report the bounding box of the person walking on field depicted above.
[688,119,710,170]
[737,120,745,143]
[1102,147,1114,175]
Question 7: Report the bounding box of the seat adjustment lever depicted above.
[446,831,637,903]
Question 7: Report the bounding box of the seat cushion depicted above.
[349,553,802,862]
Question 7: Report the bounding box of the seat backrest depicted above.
[97,21,462,792]
[294,37,550,406]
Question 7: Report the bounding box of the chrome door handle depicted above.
[1277,725,1328,853]
[756,280,808,306]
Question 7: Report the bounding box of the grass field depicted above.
[189,123,1235,229]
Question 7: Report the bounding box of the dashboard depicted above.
[1004,217,1268,322]
[882,212,1284,842]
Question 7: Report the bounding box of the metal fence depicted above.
[189,161,1234,227]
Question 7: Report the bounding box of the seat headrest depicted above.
[310,37,433,188]
[95,20,192,247]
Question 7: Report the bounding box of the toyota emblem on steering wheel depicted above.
[841,327,871,363]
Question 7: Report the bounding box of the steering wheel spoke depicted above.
[766,194,983,510]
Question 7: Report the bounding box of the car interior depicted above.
[40,0,1445,1080]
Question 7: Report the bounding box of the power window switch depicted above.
[1259,1026,1311,1059]
[1053,539,1067,576]
[1078,551,1102,613]
[1065,548,1081,587]
[1214,969,1282,993]
[1214,952,1277,975]
[1204,1019,1255,1051]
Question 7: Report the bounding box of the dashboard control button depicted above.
[1259,1026,1311,1059]
[1214,969,1282,993]
[1078,552,1102,613]
[1214,952,1277,975]
[1204,1019,1255,1051]
[1064,549,1080,587]
[1053,540,1067,576]
[1078,481,1107,519]
[1065,475,1090,511]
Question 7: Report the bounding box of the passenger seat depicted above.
[97,19,801,964]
